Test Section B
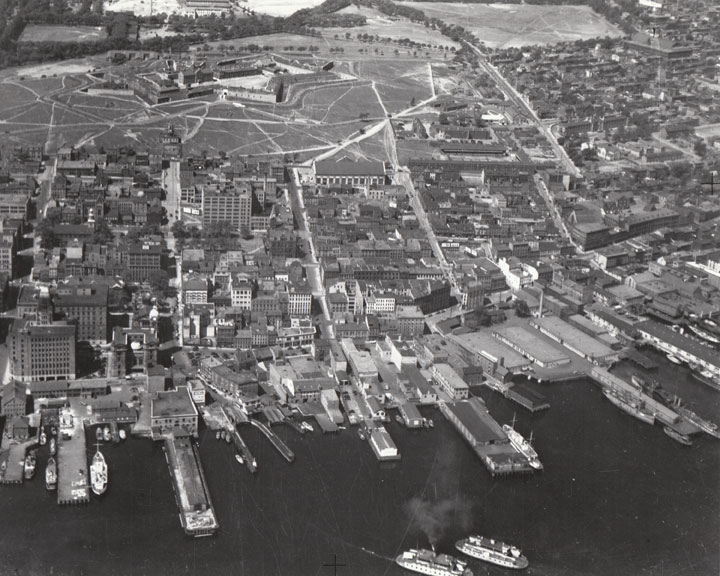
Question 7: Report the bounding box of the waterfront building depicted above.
[54,280,108,343]
[107,327,158,378]
[151,386,198,437]
[8,318,76,383]
[1,382,27,419]
[431,363,469,400]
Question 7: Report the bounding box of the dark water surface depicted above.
[1,354,718,576]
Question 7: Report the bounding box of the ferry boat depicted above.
[45,457,57,491]
[455,535,529,570]
[602,387,655,425]
[235,454,244,465]
[91,446,108,496]
[502,417,542,470]
[396,548,472,576]
[49,437,56,456]
[666,354,682,365]
[24,451,36,480]
[663,426,692,446]
[103,426,112,442]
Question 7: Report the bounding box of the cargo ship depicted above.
[455,535,529,570]
[90,446,108,496]
[602,387,655,425]
[396,548,473,576]
[502,418,542,470]
[45,457,57,491]
[663,426,692,446]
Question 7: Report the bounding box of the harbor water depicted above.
[0,353,718,576]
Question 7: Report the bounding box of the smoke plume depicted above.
[404,495,473,547]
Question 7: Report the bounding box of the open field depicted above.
[19,25,106,43]
[244,0,325,16]
[353,58,434,113]
[398,2,623,48]
[326,5,459,49]
[293,83,386,124]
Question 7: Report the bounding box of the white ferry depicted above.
[396,549,472,576]
[456,535,529,570]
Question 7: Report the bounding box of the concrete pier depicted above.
[57,415,90,505]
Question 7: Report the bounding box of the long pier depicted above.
[57,418,90,505]
[163,433,218,537]
[228,426,257,474]
[249,419,295,463]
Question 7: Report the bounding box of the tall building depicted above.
[8,318,76,383]
[54,281,108,343]
[202,188,251,232]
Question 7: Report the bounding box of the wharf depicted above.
[314,414,339,434]
[57,418,90,505]
[507,384,550,413]
[484,377,550,412]
[164,433,218,537]
[249,419,295,463]
[439,398,535,477]
[623,348,658,370]
[368,424,400,461]
[262,406,285,425]
[2,444,27,484]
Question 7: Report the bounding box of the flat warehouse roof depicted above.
[494,326,569,364]
[533,316,616,358]
[455,332,530,369]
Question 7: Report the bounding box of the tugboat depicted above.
[24,451,37,480]
[428,419,434,429]
[103,426,112,442]
[663,426,692,446]
[396,548,473,576]
[49,437,56,456]
[45,457,57,491]
[455,535,528,570]
[118,429,126,441]
[666,353,682,365]
[90,445,108,496]
[235,454,244,465]
[300,421,314,433]
[357,427,367,441]
[40,430,47,446]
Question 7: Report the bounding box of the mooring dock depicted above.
[57,415,90,505]
[163,432,218,537]
[440,398,535,477]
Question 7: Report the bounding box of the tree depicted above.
[148,269,170,293]
[92,217,114,245]
[515,299,531,318]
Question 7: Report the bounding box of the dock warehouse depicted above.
[453,332,531,373]
[442,397,506,447]
[529,317,619,366]
[493,326,570,368]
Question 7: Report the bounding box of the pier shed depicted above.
[493,326,570,368]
